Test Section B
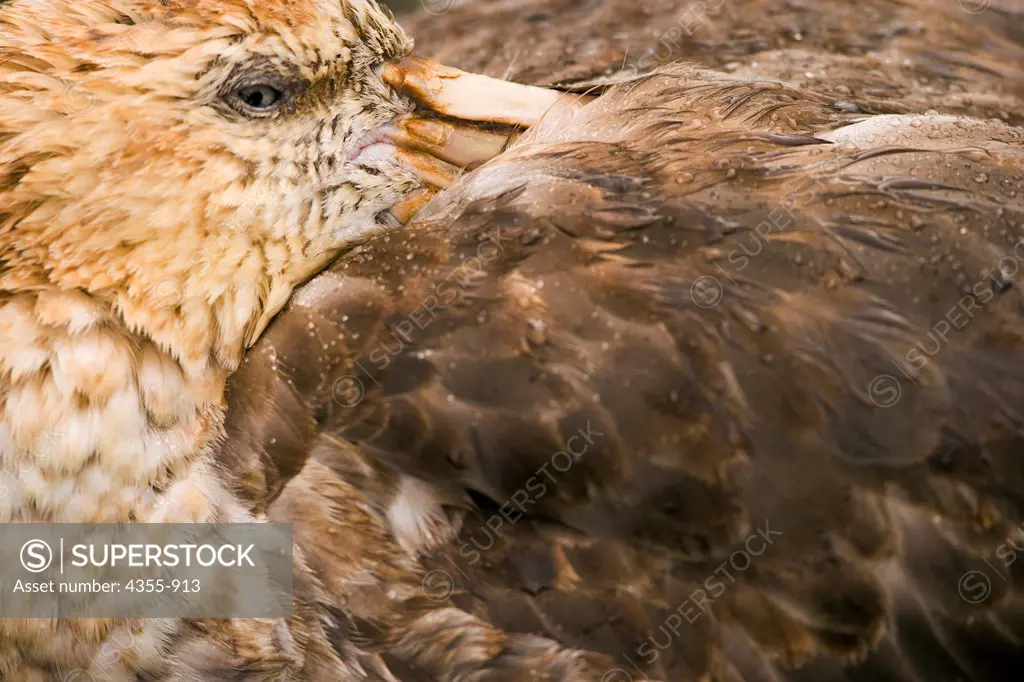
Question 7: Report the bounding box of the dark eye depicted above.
[233,84,285,113]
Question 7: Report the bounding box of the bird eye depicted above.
[231,84,286,114]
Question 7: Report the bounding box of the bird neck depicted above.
[0,209,342,522]
[0,286,256,524]
[0,287,270,676]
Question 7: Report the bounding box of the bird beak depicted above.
[384,56,583,128]
[377,57,593,222]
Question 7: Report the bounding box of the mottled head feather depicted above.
[0,0,416,371]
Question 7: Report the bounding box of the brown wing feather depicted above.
[220,61,1024,681]
[218,0,1024,676]
[402,0,1024,126]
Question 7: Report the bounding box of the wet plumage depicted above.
[2,0,1024,679]
[224,1,1024,681]
[0,0,530,677]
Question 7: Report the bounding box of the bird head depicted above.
[0,0,562,372]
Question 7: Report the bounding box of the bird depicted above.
[222,1,1024,681]
[0,0,572,678]
[397,0,1024,127]
[1,1,1024,682]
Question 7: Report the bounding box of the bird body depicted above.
[229,63,1024,681]
[0,0,478,677]
[3,0,1024,679]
